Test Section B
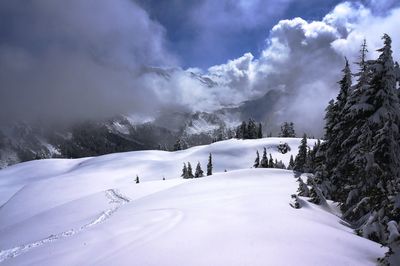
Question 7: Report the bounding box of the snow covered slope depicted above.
[0,138,386,265]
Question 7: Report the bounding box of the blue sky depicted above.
[135,0,384,68]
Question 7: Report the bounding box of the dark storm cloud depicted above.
[0,0,177,124]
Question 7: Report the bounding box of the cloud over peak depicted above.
[0,0,177,123]
[0,0,399,134]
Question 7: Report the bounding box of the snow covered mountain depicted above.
[0,119,176,168]
[0,138,385,265]
[0,112,234,168]
[0,68,284,169]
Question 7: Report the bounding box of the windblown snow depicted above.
[0,138,386,265]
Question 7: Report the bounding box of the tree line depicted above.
[293,34,400,264]
[182,153,213,178]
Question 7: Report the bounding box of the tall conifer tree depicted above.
[207,153,213,176]
[254,150,260,168]
[294,134,308,172]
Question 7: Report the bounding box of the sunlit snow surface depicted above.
[0,138,386,265]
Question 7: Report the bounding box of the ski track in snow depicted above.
[0,189,130,263]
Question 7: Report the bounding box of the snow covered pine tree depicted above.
[260,148,268,168]
[181,163,189,179]
[294,134,308,172]
[254,150,260,168]
[297,35,400,264]
[187,162,194,178]
[288,155,295,170]
[195,162,204,178]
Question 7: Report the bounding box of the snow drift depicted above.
[0,138,386,265]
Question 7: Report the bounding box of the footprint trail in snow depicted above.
[0,189,130,263]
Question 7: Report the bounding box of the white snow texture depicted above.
[0,138,386,265]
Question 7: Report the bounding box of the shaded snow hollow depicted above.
[0,138,386,265]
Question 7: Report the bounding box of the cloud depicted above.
[181,0,296,67]
[366,0,400,14]
[207,53,257,100]
[83,0,400,135]
[1,0,399,135]
[0,0,177,124]
[200,1,400,135]
[0,0,279,125]
[330,2,400,60]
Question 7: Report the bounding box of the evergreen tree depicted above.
[173,139,182,151]
[268,154,274,168]
[304,150,312,173]
[311,44,366,202]
[395,61,400,85]
[294,134,308,172]
[304,140,320,173]
[242,121,248,139]
[260,147,268,168]
[310,35,400,262]
[337,58,352,110]
[236,120,263,139]
[236,121,248,139]
[355,36,400,245]
[235,124,241,139]
[289,122,296,137]
[207,153,213,176]
[288,155,295,170]
[308,178,327,206]
[297,177,309,197]
[227,128,236,139]
[187,162,194,178]
[319,59,353,202]
[194,162,204,178]
[317,48,368,202]
[257,123,263,138]
[323,100,336,140]
[254,150,260,168]
[341,35,400,218]
[313,142,331,198]
[353,38,369,86]
[181,163,188,179]
[247,119,257,139]
[379,220,400,265]
[279,122,296,137]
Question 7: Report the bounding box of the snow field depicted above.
[0,138,386,265]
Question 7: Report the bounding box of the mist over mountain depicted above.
[1,0,400,167]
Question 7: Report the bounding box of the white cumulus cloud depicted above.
[197,1,400,135]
